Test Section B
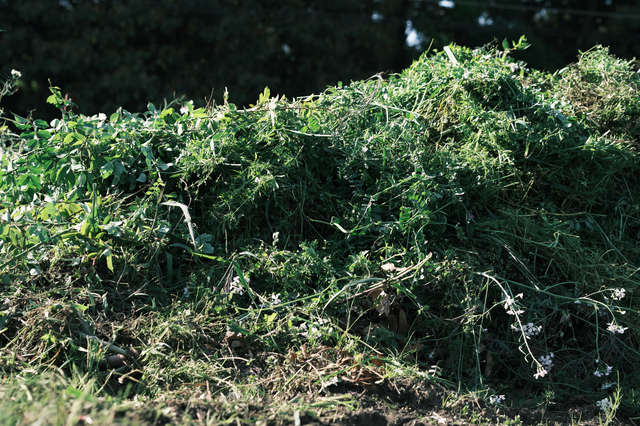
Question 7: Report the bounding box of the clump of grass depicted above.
[1,38,639,420]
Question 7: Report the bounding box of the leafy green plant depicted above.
[0,37,639,424]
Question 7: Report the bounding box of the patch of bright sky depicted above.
[534,8,549,22]
[405,20,425,48]
[439,0,455,8]
[371,11,383,23]
[478,12,494,26]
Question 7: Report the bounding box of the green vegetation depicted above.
[1,40,639,425]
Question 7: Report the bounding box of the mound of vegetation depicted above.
[1,39,639,424]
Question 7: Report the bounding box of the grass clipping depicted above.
[1,41,640,415]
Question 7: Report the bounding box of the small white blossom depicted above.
[11,69,21,78]
[511,322,542,338]
[601,382,615,390]
[298,322,319,339]
[594,365,613,377]
[539,353,554,368]
[504,294,524,315]
[596,398,612,411]
[228,275,249,295]
[98,113,106,121]
[534,369,549,379]
[607,323,628,334]
[611,288,626,301]
[489,395,506,405]
[180,100,194,114]
[534,353,554,379]
[270,293,281,306]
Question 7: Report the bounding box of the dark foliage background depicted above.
[1,0,639,121]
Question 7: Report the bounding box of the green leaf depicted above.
[106,253,114,272]
[13,114,31,130]
[193,108,208,118]
[100,162,115,179]
[266,312,277,325]
[29,174,41,190]
[227,321,252,336]
[200,242,214,254]
[502,38,510,51]
[232,261,256,305]
[101,222,122,237]
[39,203,58,221]
[259,87,271,104]
[308,117,320,132]
[65,386,83,398]
[37,130,52,139]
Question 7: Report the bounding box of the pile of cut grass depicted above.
[1,40,639,423]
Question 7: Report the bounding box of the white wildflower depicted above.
[534,369,548,379]
[229,275,249,295]
[504,294,524,315]
[539,353,554,368]
[511,322,542,337]
[611,288,625,301]
[534,353,554,379]
[180,100,194,115]
[11,69,21,78]
[596,398,611,411]
[606,323,628,334]
[270,293,281,306]
[298,322,319,339]
[489,395,506,405]
[594,363,614,378]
